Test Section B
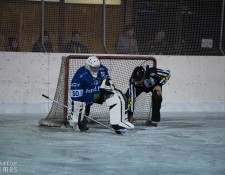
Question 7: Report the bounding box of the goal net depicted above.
[38,54,157,127]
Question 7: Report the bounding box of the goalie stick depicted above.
[42,94,125,135]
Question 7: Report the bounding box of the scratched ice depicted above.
[0,112,225,175]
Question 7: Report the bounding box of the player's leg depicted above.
[69,101,89,131]
[77,104,90,131]
[85,104,91,116]
[125,86,146,122]
[125,89,133,122]
[77,104,92,131]
[145,90,162,127]
[151,90,162,122]
[105,89,134,130]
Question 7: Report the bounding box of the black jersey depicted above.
[128,65,170,113]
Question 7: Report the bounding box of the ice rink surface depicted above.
[0,112,225,175]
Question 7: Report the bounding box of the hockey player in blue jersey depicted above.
[126,65,170,127]
[69,56,134,132]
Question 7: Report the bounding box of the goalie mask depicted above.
[132,66,145,82]
[85,56,100,78]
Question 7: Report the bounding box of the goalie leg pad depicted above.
[118,121,134,129]
[112,121,134,130]
[68,101,86,131]
[105,90,134,130]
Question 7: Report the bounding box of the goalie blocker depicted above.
[68,78,134,132]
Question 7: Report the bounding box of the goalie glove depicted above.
[106,79,115,89]
[100,78,115,91]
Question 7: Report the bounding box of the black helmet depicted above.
[132,66,145,81]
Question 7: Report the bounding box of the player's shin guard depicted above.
[105,90,134,130]
[68,101,86,131]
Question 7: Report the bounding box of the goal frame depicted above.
[63,54,157,125]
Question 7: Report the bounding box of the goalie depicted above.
[69,56,134,132]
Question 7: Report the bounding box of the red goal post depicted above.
[39,54,157,127]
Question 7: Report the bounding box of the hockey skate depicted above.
[145,120,158,127]
[111,124,128,135]
[78,117,89,131]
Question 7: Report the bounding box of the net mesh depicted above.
[0,0,224,55]
[38,58,66,127]
[38,55,156,127]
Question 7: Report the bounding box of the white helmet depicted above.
[85,56,100,77]
[86,56,100,68]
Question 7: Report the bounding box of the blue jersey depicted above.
[70,65,109,103]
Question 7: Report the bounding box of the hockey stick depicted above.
[42,94,124,135]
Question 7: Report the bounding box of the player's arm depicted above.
[101,65,110,78]
[153,68,170,95]
[155,68,171,86]
[70,70,84,102]
[99,65,115,87]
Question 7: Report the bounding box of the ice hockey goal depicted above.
[38,54,157,127]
